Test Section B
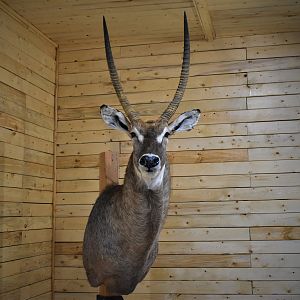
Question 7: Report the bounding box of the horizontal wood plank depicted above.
[52,27,300,299]
[0,266,51,294]
[55,213,300,231]
[55,293,300,300]
[247,44,300,59]
[0,6,55,297]
[0,254,51,278]
[250,227,300,240]
[253,281,300,294]
[0,241,52,263]
[0,229,52,247]
[55,266,300,281]
[0,217,52,233]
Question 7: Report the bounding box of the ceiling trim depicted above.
[193,0,215,41]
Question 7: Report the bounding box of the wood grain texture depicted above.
[4,0,300,46]
[52,29,300,300]
[0,6,56,299]
[7,17,299,298]
[53,30,300,299]
[1,2,300,298]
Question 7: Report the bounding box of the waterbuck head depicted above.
[100,13,200,187]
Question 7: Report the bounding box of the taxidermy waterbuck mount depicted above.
[83,12,200,297]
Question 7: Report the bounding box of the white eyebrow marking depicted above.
[132,127,144,143]
[156,127,169,143]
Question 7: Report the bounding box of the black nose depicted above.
[139,155,160,169]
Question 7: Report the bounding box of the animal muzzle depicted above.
[139,154,160,172]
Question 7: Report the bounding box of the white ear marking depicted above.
[100,105,130,132]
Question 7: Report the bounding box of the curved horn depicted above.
[103,17,139,122]
[159,12,190,122]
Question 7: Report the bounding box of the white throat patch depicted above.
[135,164,166,190]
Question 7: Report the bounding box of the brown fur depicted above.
[83,122,170,295]
[84,14,199,296]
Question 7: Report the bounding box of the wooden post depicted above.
[98,285,110,297]
[98,151,119,297]
[99,150,119,192]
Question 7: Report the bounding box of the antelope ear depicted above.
[100,105,130,132]
[168,109,200,134]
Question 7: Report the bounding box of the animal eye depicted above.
[130,132,137,138]
[164,132,170,138]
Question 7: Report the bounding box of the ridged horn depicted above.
[159,12,190,122]
[103,17,139,122]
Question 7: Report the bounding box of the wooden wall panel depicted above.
[5,0,300,48]
[0,5,57,300]
[54,31,300,299]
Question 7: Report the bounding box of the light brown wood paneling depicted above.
[0,4,57,300]
[3,0,300,46]
[54,30,300,299]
